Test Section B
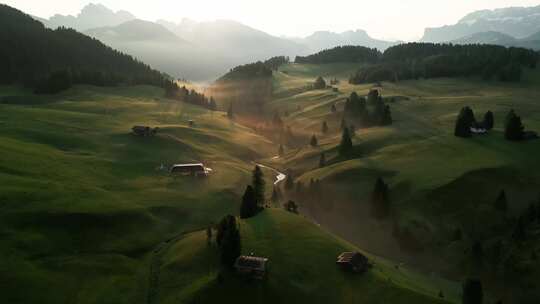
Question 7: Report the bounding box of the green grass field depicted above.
[0,82,465,304]
[0,85,275,303]
[261,63,540,302]
[159,209,459,304]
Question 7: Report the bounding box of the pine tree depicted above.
[240,185,258,219]
[483,111,494,130]
[454,107,476,138]
[382,105,392,125]
[319,153,326,168]
[494,190,508,213]
[285,170,294,191]
[252,165,265,206]
[338,127,353,156]
[331,103,337,113]
[219,218,241,267]
[227,102,234,119]
[310,135,318,147]
[505,110,524,141]
[271,186,280,203]
[371,177,390,219]
[314,76,326,89]
[322,121,329,134]
[278,144,284,156]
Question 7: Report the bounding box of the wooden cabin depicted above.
[336,252,369,273]
[132,125,158,136]
[234,255,269,280]
[170,163,209,176]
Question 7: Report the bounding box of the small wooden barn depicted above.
[170,163,209,177]
[336,252,369,273]
[234,255,269,279]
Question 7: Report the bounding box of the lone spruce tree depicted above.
[322,121,329,134]
[454,106,476,137]
[217,215,241,268]
[252,165,265,206]
[310,135,318,147]
[339,127,353,156]
[240,185,258,219]
[505,110,524,141]
[371,177,390,219]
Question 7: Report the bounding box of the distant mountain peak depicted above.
[423,4,540,42]
[40,2,136,31]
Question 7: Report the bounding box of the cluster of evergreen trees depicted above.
[454,107,495,137]
[240,165,265,219]
[0,5,166,94]
[218,61,273,81]
[371,177,391,219]
[454,107,533,140]
[164,82,217,110]
[295,46,381,64]
[343,90,392,128]
[264,56,290,70]
[349,43,538,84]
[214,61,273,114]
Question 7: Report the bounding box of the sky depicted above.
[5,0,540,40]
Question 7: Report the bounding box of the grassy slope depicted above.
[261,63,540,300]
[160,209,459,304]
[0,85,273,304]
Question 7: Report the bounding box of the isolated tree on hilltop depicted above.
[240,185,258,219]
[314,76,326,89]
[494,190,508,213]
[338,127,353,156]
[322,121,329,134]
[310,135,318,147]
[217,215,241,267]
[252,165,265,206]
[285,170,294,191]
[462,279,483,304]
[483,111,494,130]
[371,177,390,219]
[319,153,326,168]
[505,110,524,141]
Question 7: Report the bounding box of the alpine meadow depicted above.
[2,1,540,304]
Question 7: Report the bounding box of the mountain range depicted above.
[34,3,540,81]
[422,5,540,42]
[35,4,398,81]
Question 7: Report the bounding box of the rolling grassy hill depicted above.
[159,209,458,304]
[0,82,466,304]
[260,62,540,302]
[0,84,274,303]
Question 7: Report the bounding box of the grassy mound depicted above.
[160,209,459,304]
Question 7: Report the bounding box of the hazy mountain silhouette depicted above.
[422,5,540,42]
[450,30,540,50]
[42,3,135,31]
[290,30,398,52]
